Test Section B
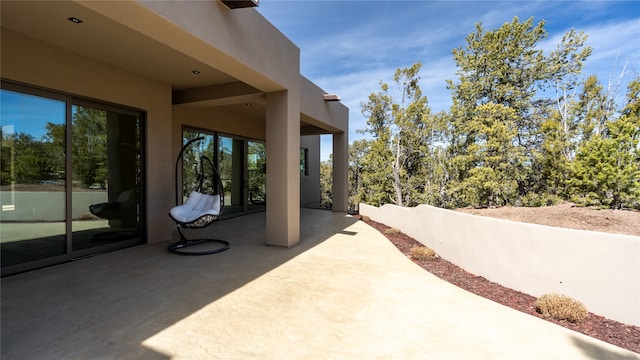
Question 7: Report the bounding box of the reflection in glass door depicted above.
[247,141,266,212]
[219,135,245,216]
[182,128,266,217]
[71,104,142,251]
[0,89,67,267]
[1,83,145,275]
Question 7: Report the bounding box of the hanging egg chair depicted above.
[168,136,230,255]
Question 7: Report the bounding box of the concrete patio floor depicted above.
[1,209,638,359]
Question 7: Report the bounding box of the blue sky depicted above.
[256,1,640,161]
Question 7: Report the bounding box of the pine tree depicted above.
[570,78,640,209]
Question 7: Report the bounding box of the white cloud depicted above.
[259,1,639,161]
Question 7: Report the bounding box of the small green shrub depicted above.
[534,294,589,323]
[521,193,561,207]
[409,246,436,261]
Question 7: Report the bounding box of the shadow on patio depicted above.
[1,209,359,359]
[2,208,637,359]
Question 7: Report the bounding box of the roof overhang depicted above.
[1,0,347,136]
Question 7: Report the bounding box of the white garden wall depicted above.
[360,203,640,327]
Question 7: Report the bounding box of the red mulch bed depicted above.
[359,217,640,354]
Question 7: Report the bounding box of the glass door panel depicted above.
[247,141,266,213]
[182,128,265,218]
[219,136,245,216]
[180,131,216,202]
[71,105,142,251]
[0,89,67,266]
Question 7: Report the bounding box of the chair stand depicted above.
[168,224,230,255]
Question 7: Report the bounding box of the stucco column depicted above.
[332,131,348,212]
[266,91,300,247]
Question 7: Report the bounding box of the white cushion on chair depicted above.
[170,191,221,223]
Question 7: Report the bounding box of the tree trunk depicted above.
[394,140,403,206]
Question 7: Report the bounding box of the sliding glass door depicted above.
[219,135,245,216]
[0,89,67,267]
[1,83,145,275]
[182,128,265,217]
[71,104,143,251]
[247,141,266,213]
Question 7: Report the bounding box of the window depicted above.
[247,141,266,211]
[182,128,266,217]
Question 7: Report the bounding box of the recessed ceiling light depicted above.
[68,17,83,24]
[192,70,201,75]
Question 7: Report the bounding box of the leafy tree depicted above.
[445,17,598,207]
[450,103,524,207]
[347,139,370,212]
[570,78,640,209]
[320,155,333,209]
[72,107,107,188]
[12,133,54,183]
[448,17,548,144]
[360,62,432,206]
[0,129,10,185]
[547,29,592,161]
[446,17,551,206]
[1,123,65,186]
[359,135,394,207]
[44,122,66,178]
[575,75,617,141]
[533,113,571,204]
[351,18,635,213]
[248,141,266,205]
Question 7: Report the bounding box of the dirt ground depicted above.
[454,202,640,237]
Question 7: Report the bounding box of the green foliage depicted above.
[446,17,549,207]
[347,139,370,212]
[350,17,636,213]
[248,141,266,204]
[13,133,61,183]
[534,114,571,200]
[360,136,394,206]
[360,62,434,207]
[1,126,66,185]
[72,106,107,188]
[570,78,640,209]
[449,17,547,115]
[320,155,333,209]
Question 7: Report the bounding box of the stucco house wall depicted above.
[1,0,348,274]
[1,28,175,243]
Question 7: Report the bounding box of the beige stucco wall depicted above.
[3,0,347,253]
[89,1,345,246]
[298,77,349,212]
[300,76,349,133]
[359,203,640,327]
[130,0,300,92]
[173,107,266,141]
[1,29,175,243]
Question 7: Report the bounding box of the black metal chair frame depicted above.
[168,137,230,255]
